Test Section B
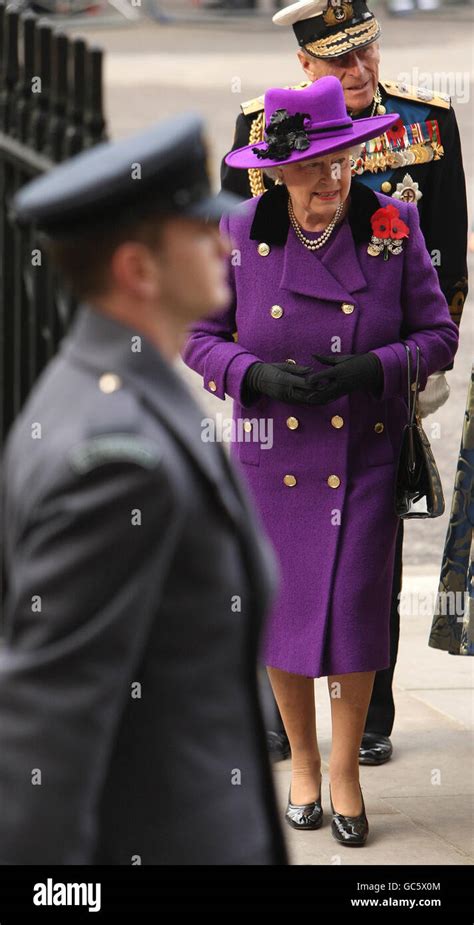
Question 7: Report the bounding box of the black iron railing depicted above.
[0,0,107,444]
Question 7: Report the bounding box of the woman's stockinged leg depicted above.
[328,670,376,816]
[266,665,321,805]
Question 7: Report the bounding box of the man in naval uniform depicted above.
[0,114,288,865]
[221,0,468,766]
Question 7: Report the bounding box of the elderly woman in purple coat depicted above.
[182,77,458,846]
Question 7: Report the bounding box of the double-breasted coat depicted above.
[182,182,459,678]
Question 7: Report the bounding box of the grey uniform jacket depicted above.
[0,305,288,866]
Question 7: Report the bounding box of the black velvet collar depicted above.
[249,180,380,246]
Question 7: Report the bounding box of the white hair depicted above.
[263,166,280,181]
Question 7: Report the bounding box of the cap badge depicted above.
[323,0,354,26]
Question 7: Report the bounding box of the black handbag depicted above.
[394,343,445,518]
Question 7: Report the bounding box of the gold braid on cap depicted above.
[304,17,380,59]
[248,112,266,198]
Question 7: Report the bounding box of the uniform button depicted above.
[258,242,270,256]
[286,358,296,364]
[381,181,392,193]
[208,380,217,392]
[327,474,341,488]
[283,474,297,487]
[374,422,384,433]
[341,302,355,314]
[331,415,344,429]
[286,416,299,430]
[270,305,284,319]
[243,420,252,433]
[99,373,122,393]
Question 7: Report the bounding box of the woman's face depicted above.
[279,149,352,226]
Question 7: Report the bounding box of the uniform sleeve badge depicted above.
[68,434,162,475]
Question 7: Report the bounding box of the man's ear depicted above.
[297,49,319,82]
[297,49,310,77]
[110,241,161,300]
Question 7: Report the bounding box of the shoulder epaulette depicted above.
[241,81,311,117]
[241,94,264,117]
[380,79,451,110]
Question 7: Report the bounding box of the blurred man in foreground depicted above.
[0,114,287,865]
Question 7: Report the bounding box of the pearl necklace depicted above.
[288,197,345,251]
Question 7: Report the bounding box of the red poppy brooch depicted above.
[368,204,409,260]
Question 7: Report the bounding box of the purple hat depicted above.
[225,76,399,170]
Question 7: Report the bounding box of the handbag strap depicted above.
[405,342,420,425]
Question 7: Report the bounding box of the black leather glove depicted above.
[242,361,315,405]
[307,352,384,405]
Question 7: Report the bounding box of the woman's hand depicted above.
[242,354,384,406]
[307,352,384,404]
[242,361,315,405]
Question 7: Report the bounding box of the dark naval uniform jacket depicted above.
[0,305,288,866]
[221,79,468,346]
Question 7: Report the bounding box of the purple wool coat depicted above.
[182,183,459,678]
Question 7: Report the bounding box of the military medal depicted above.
[350,117,444,177]
[368,205,409,260]
[392,173,423,204]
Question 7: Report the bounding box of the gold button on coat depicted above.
[374,422,384,433]
[286,358,296,365]
[258,242,270,256]
[327,474,341,488]
[271,305,283,319]
[99,373,122,393]
[286,416,299,430]
[341,302,354,314]
[243,420,252,433]
[208,380,217,392]
[283,474,297,487]
[331,415,344,429]
[381,181,392,193]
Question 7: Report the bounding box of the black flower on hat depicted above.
[252,109,311,162]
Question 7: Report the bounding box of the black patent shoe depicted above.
[285,780,323,831]
[329,784,369,846]
[359,733,393,766]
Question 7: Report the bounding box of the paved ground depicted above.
[61,4,473,866]
[277,572,473,866]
